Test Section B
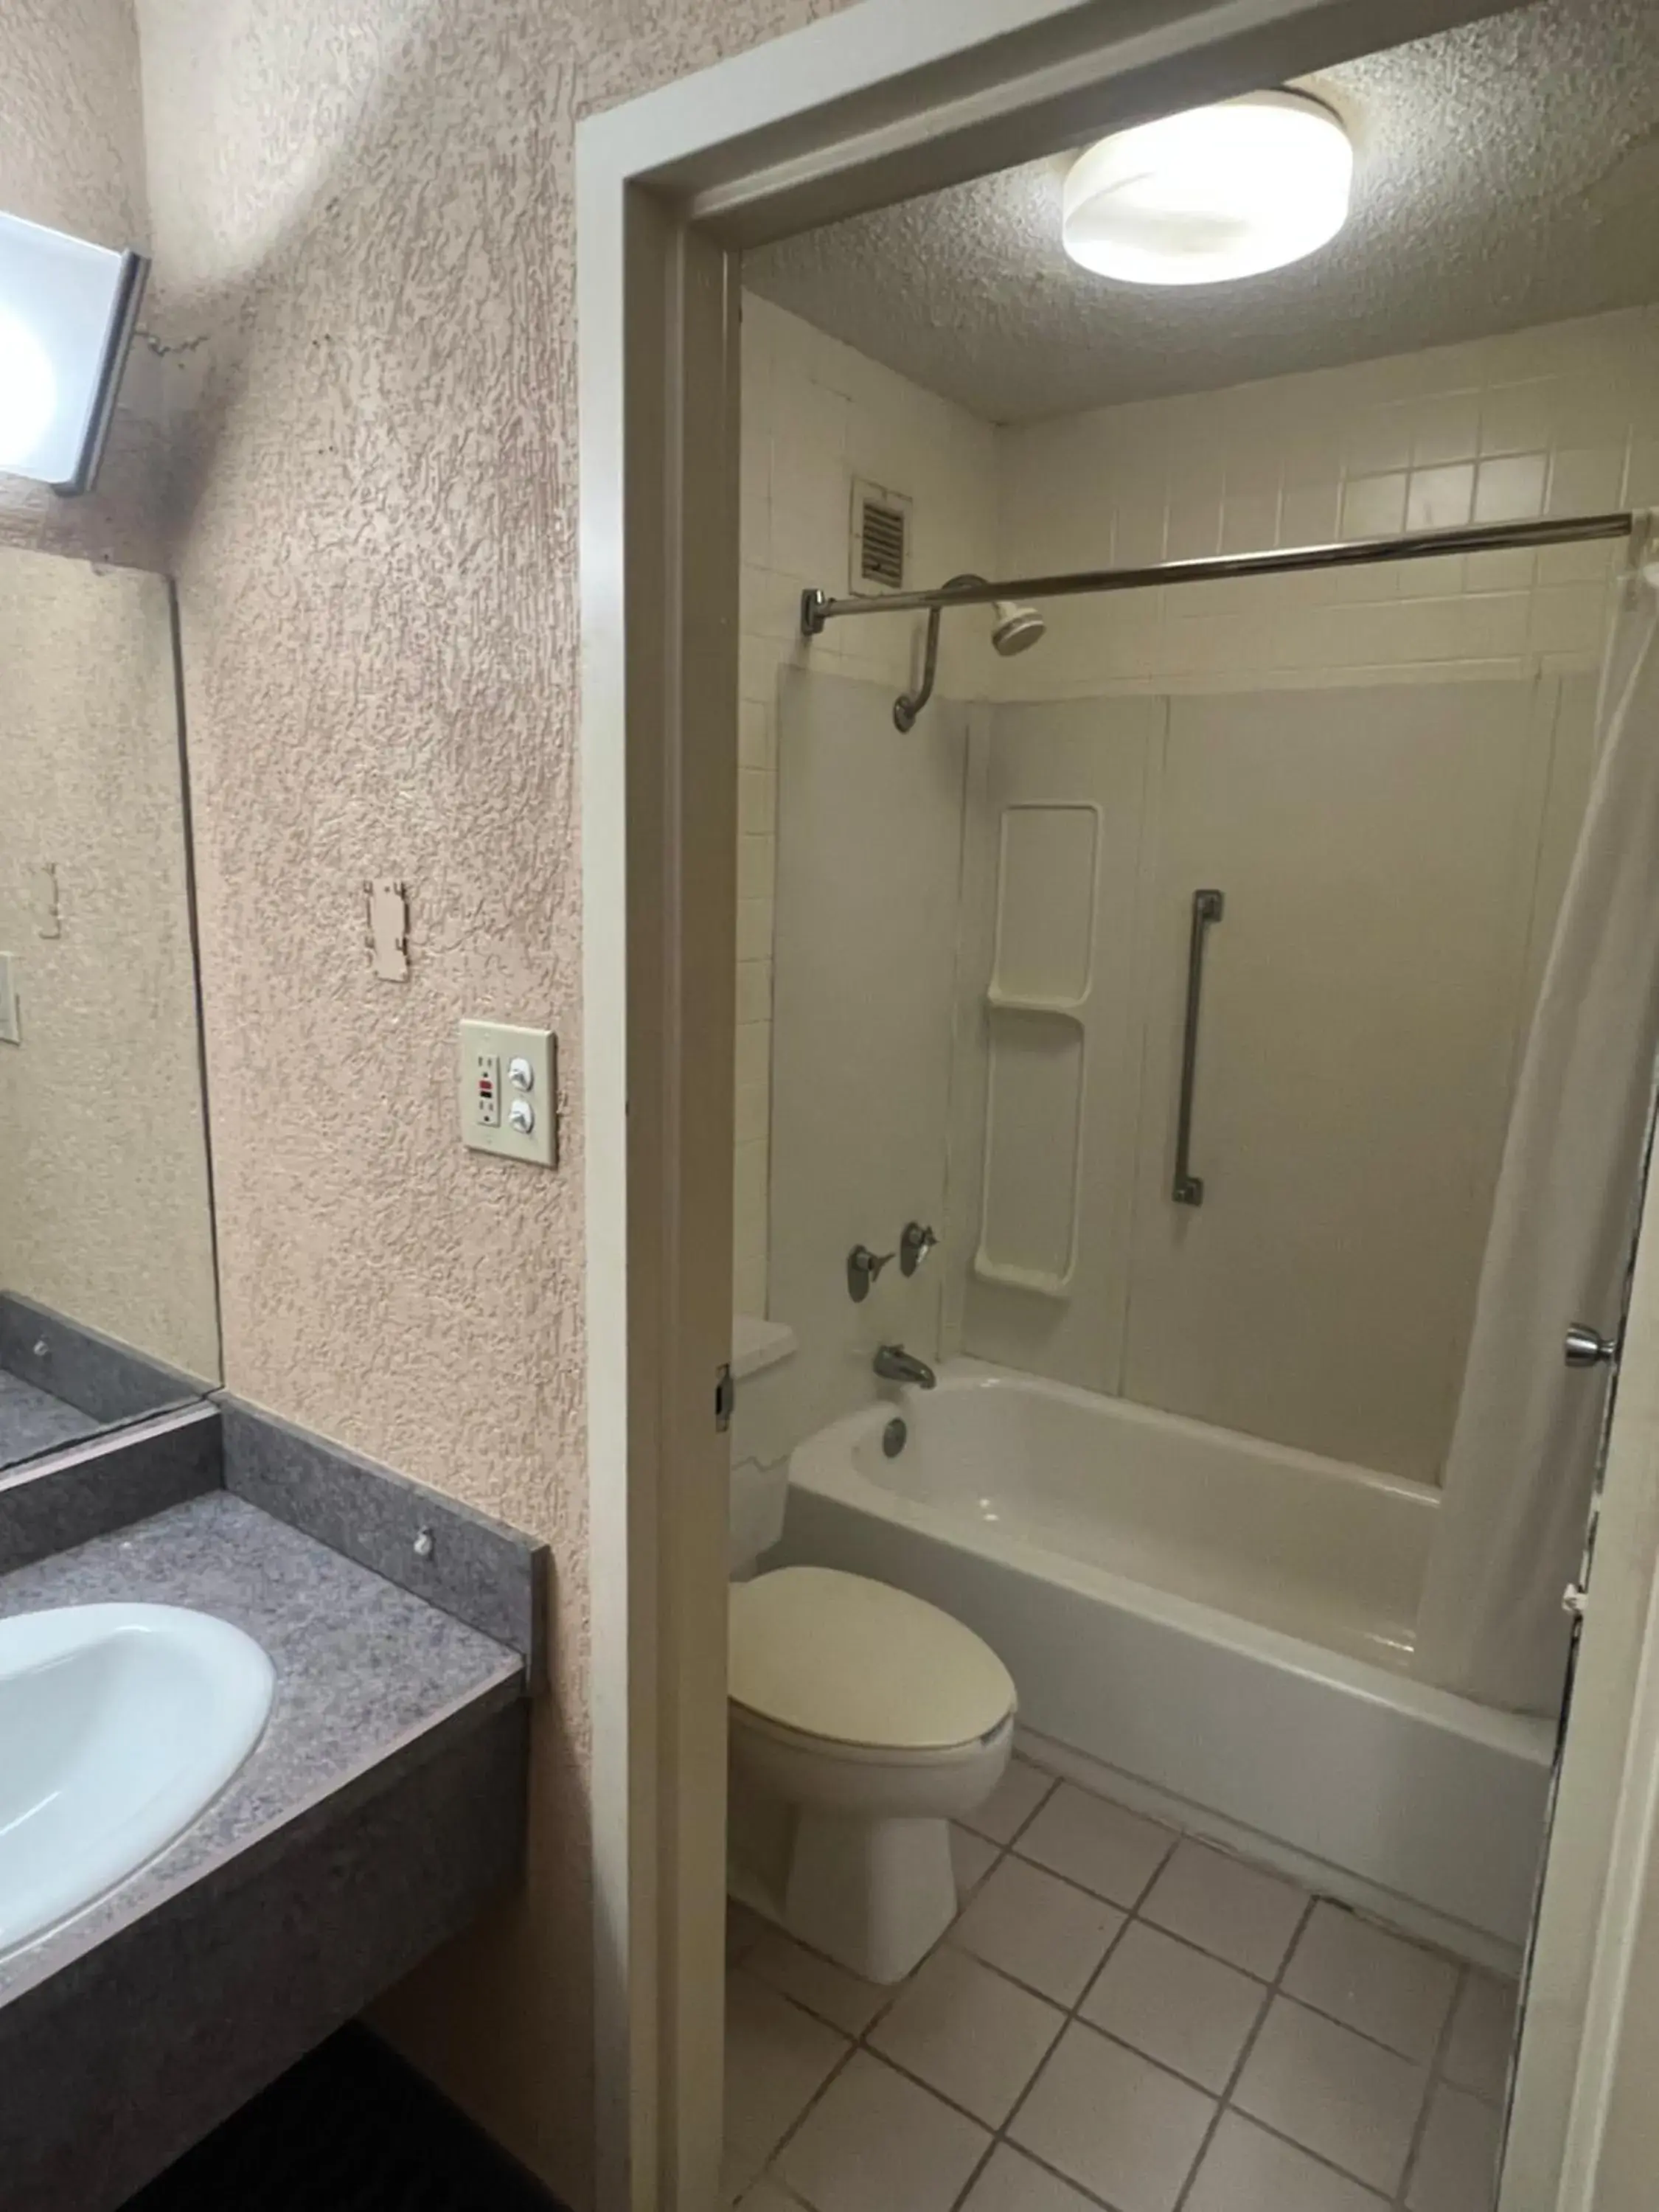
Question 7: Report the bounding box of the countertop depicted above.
[0,1489,524,2007]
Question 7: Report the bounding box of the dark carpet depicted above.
[122,2027,563,2212]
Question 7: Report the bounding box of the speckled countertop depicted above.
[0,1490,524,2006]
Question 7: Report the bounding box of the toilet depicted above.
[728,1565,1017,1983]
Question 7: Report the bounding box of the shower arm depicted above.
[800,509,1638,644]
[891,573,984,733]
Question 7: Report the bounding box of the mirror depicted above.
[0,543,218,1469]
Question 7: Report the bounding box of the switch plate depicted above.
[0,955,18,1045]
[459,1021,556,1165]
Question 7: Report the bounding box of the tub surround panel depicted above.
[946,676,1593,1481]
[0,1293,206,1427]
[768,668,967,1447]
[0,1703,526,2212]
[0,1405,220,1578]
[220,1398,548,1681]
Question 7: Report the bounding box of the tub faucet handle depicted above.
[900,1222,938,1276]
[846,1245,894,1303]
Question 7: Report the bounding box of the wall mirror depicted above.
[0,542,218,1470]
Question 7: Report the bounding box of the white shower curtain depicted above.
[1416,544,1659,1717]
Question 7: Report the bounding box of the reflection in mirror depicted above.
[0,545,218,1470]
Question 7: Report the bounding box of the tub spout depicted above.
[874,1343,936,1389]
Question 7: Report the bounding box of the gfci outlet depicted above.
[458,1020,556,1166]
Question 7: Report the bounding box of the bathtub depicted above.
[777,1359,1554,1966]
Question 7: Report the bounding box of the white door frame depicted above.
[575,3,1549,2204]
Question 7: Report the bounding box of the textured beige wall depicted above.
[0,546,218,1380]
[0,0,165,571]
[132,2,847,2200]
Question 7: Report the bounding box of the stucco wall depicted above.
[131,3,849,2200]
[0,0,164,571]
[0,548,218,1381]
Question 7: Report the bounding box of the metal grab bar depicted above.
[1172,889,1225,1206]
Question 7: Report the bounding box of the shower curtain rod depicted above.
[799,509,1637,636]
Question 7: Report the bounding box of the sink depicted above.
[0,1604,274,1958]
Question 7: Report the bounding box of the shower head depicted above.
[991,600,1046,656]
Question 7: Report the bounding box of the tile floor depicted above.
[723,1759,1517,2212]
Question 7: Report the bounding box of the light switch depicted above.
[0,955,18,1046]
[459,1020,556,1165]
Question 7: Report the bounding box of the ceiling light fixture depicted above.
[1062,90,1353,287]
[0,212,147,493]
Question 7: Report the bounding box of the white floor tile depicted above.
[1140,1839,1310,1978]
[1185,2112,1389,2212]
[1009,2022,1215,2212]
[774,2050,990,2212]
[1407,2083,1502,2212]
[869,1944,1065,2125]
[1233,1997,1430,2196]
[723,1971,849,2199]
[1017,1781,1178,1907]
[1283,1903,1459,2062]
[960,2144,1102,2212]
[961,1756,1055,1845]
[1441,1972,1518,2104]
[744,1927,891,2037]
[1081,1920,1267,2091]
[951,1854,1126,2005]
[952,1823,1001,1898]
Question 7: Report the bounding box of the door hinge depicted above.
[715,1363,735,1434]
[1563,1582,1590,1618]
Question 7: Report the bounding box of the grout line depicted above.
[751,2034,862,2197]
[733,1766,1514,2212]
[1170,1891,1317,2212]
[1393,1961,1470,2211]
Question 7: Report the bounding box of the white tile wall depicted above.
[740,297,1659,1316]
[995,305,1659,706]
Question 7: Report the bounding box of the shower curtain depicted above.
[1416,541,1659,1717]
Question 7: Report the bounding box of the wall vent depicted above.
[849,479,912,596]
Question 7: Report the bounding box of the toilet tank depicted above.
[729,1318,799,1577]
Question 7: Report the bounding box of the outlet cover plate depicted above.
[458,1020,555,1166]
[0,954,18,1045]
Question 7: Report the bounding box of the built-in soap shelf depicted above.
[974,995,1085,1301]
[974,799,1098,1304]
[984,989,1088,1018]
[970,1251,1074,1299]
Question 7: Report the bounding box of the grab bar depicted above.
[1172,888,1225,1206]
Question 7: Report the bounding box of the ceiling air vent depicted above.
[849,479,912,597]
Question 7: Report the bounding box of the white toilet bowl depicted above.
[728,1566,1016,1983]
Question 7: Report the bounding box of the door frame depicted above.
[574,2,1560,2203]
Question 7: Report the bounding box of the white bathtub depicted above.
[779,1360,1553,1966]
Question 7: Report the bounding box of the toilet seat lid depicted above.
[729,1567,1016,1752]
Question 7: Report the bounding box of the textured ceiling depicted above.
[745,0,1659,423]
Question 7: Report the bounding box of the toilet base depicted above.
[782,1809,958,1983]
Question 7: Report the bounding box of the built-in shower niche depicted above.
[973,801,1098,1298]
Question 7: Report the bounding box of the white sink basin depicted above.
[0,1603,274,1959]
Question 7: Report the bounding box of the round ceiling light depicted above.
[1062,90,1353,286]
